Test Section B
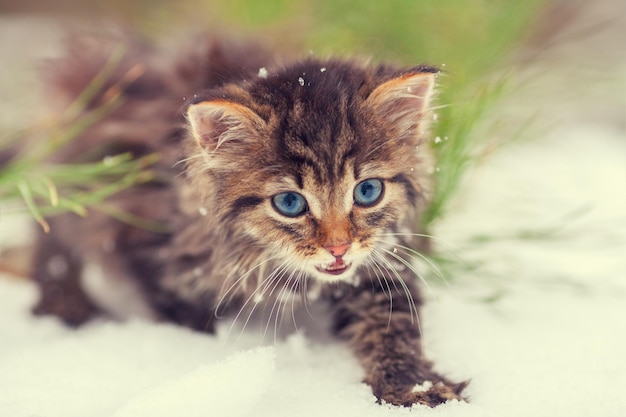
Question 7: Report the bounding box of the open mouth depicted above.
[315,259,352,276]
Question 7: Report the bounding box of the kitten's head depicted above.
[185,59,436,283]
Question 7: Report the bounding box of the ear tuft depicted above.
[366,71,437,139]
[187,100,265,152]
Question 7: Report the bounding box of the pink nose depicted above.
[325,243,351,258]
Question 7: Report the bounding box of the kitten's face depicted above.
[259,160,410,283]
[186,59,436,284]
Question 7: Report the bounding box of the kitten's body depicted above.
[33,32,466,407]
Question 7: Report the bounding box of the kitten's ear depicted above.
[187,100,265,152]
[365,70,437,138]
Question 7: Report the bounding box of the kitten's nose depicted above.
[325,243,351,258]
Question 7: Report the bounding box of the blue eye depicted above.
[272,192,308,217]
[354,179,384,207]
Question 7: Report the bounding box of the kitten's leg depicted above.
[149,253,220,333]
[331,278,467,407]
[31,228,97,326]
[150,290,217,333]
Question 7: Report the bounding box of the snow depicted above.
[1,124,624,417]
[111,347,276,417]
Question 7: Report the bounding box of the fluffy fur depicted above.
[32,31,466,407]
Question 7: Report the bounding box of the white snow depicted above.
[111,347,276,417]
[1,123,624,417]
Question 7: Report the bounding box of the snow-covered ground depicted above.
[1,7,625,417]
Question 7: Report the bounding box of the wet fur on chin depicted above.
[31,30,467,407]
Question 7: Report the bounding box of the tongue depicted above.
[327,258,345,271]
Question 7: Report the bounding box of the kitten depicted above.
[32,32,466,407]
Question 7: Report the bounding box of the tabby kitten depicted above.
[32,33,466,407]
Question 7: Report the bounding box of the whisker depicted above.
[364,257,394,330]
[369,251,404,324]
[362,141,389,160]
[246,260,294,337]
[173,152,205,168]
[300,271,315,320]
[379,240,449,287]
[370,250,402,294]
[379,231,467,267]
[379,246,434,292]
[275,266,301,342]
[363,259,384,296]
[263,263,298,342]
[245,266,288,343]
[372,249,419,327]
[227,259,289,340]
[215,254,281,317]
[371,249,425,358]
[291,270,305,333]
[427,103,452,112]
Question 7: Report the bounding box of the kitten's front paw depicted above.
[32,289,97,327]
[32,281,98,327]
[373,380,467,408]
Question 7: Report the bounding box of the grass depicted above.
[0,47,157,232]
